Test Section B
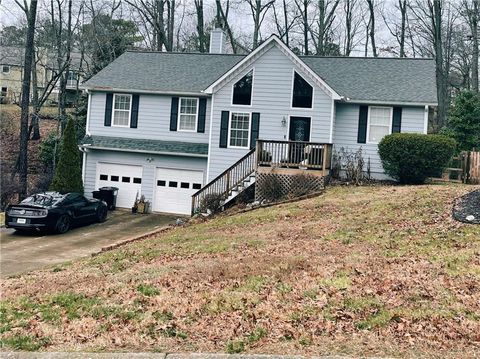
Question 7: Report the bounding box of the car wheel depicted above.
[96,206,107,223]
[55,214,71,234]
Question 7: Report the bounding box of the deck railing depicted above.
[191,148,256,215]
[256,139,333,170]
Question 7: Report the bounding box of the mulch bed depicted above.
[453,189,480,224]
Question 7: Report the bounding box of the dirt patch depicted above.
[453,189,480,224]
[1,185,479,357]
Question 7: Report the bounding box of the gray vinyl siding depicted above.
[88,92,210,143]
[333,103,425,178]
[83,149,207,203]
[208,45,333,180]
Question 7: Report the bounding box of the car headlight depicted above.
[38,209,48,216]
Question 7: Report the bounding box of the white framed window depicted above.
[367,106,392,143]
[2,65,10,74]
[228,112,250,148]
[66,71,77,87]
[112,94,132,127]
[178,97,198,131]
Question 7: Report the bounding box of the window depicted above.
[2,66,10,74]
[169,181,178,188]
[180,182,189,189]
[112,94,131,127]
[292,71,313,108]
[99,174,108,180]
[178,98,198,131]
[192,183,202,190]
[157,180,166,186]
[1,87,7,99]
[232,70,253,105]
[368,106,392,143]
[229,112,250,148]
[66,71,77,87]
[111,175,119,182]
[133,177,142,184]
[122,176,130,183]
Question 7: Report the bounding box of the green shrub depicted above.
[378,133,456,184]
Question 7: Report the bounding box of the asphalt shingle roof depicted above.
[83,51,244,94]
[83,49,437,104]
[81,135,208,156]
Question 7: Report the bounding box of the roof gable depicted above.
[203,35,341,99]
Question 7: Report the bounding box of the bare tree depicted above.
[382,0,408,57]
[461,0,479,92]
[14,0,38,199]
[343,0,361,56]
[246,0,275,48]
[366,0,377,57]
[194,0,206,52]
[272,0,298,47]
[310,0,340,55]
[125,0,166,51]
[215,0,237,53]
[294,0,310,54]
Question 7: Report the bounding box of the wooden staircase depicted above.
[191,148,257,215]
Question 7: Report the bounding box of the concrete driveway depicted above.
[0,210,177,278]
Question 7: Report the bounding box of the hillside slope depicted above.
[1,184,479,357]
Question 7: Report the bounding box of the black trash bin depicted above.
[97,187,119,210]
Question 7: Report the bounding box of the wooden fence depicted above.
[436,150,480,184]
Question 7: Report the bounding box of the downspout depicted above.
[329,99,335,143]
[423,105,429,134]
[205,92,215,182]
[79,146,87,188]
[85,89,92,136]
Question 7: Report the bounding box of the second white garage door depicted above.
[97,163,143,208]
[154,168,204,215]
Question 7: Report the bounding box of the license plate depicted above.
[17,218,26,224]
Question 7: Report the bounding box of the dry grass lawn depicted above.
[1,184,479,357]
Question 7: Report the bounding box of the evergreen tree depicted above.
[442,91,480,151]
[50,117,84,193]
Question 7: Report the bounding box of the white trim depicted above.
[85,90,92,135]
[344,99,437,107]
[79,145,208,158]
[329,99,335,143]
[290,69,314,110]
[206,94,215,181]
[203,35,341,99]
[287,116,312,142]
[81,87,211,98]
[177,97,199,132]
[423,105,429,134]
[230,68,254,107]
[366,106,393,144]
[111,93,133,127]
[81,148,87,184]
[227,112,251,149]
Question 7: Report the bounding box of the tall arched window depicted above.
[292,71,313,108]
[232,70,253,105]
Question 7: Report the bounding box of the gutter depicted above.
[80,86,211,98]
[79,145,208,158]
[338,98,438,107]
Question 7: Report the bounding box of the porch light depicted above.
[146,157,154,163]
[281,116,287,127]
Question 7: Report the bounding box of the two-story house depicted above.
[80,30,437,215]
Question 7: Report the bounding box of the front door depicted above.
[289,117,311,164]
[289,117,311,142]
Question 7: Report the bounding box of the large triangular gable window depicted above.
[232,70,253,106]
[292,71,313,109]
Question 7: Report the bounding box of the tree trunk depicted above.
[215,0,237,54]
[471,0,479,92]
[18,0,38,200]
[29,49,41,140]
[366,0,377,57]
[399,0,407,57]
[433,0,447,129]
[195,0,205,52]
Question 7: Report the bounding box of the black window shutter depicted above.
[392,107,402,133]
[197,98,207,133]
[104,93,113,126]
[357,105,368,144]
[250,112,260,149]
[130,94,139,128]
[170,97,179,131]
[219,111,229,148]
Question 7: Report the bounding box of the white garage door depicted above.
[97,163,143,208]
[154,167,204,215]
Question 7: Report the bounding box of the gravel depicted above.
[452,189,480,224]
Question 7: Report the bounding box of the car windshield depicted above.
[21,193,64,206]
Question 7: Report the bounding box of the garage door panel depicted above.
[97,163,143,208]
[154,168,203,215]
